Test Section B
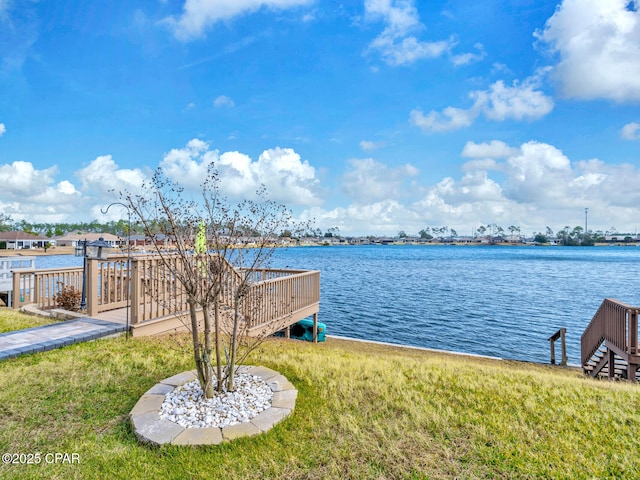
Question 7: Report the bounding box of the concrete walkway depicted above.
[0,318,127,362]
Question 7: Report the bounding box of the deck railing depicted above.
[12,266,84,309]
[12,253,320,334]
[581,298,640,368]
[85,256,131,315]
[243,269,320,329]
[130,255,188,324]
[1,257,36,299]
[128,254,320,331]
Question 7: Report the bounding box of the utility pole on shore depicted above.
[585,207,589,234]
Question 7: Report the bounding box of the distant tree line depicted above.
[404,224,633,246]
[0,214,636,246]
[0,213,296,240]
[0,214,149,237]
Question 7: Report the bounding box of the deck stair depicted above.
[581,298,640,381]
[582,345,637,380]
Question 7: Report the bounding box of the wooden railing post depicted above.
[608,348,616,379]
[86,258,99,316]
[11,271,20,308]
[130,258,140,324]
[628,309,638,355]
[33,274,40,307]
[312,312,318,343]
[549,328,567,366]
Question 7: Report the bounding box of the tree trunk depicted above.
[201,306,215,398]
[227,295,242,392]
[214,300,223,392]
[188,299,205,388]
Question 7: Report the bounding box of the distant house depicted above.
[129,235,147,246]
[54,232,122,248]
[124,234,176,247]
[604,234,639,244]
[0,231,52,250]
[504,235,523,243]
[348,237,372,245]
[453,236,474,244]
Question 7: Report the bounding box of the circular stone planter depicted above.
[130,366,297,446]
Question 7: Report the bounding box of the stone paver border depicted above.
[130,366,297,446]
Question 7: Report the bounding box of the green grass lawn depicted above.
[0,308,56,334]
[1,325,639,479]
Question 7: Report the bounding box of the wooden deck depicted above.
[94,307,129,325]
[11,253,321,340]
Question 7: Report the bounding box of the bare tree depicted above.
[125,165,301,397]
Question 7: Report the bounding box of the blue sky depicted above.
[1,0,640,236]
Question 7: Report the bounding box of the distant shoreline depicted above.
[0,241,636,257]
[0,246,77,257]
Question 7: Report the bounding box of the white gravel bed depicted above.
[160,373,274,428]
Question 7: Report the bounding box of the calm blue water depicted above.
[37,245,640,364]
[271,245,640,364]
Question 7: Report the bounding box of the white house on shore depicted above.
[0,231,53,250]
[54,232,122,248]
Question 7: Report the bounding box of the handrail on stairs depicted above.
[548,328,567,366]
[581,298,640,380]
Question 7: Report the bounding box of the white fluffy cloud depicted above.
[0,158,146,223]
[537,0,640,101]
[359,140,385,152]
[165,0,313,41]
[159,138,216,188]
[621,122,640,140]
[501,141,573,205]
[410,73,554,132]
[76,155,148,196]
[342,158,419,204]
[160,139,321,206]
[410,105,477,133]
[0,161,58,195]
[0,123,5,136]
[461,140,520,159]
[0,161,81,222]
[253,147,321,206]
[214,95,234,108]
[2,137,638,236]
[300,199,420,237]
[300,139,640,236]
[451,43,486,67]
[365,0,454,66]
[0,140,323,222]
[472,75,554,121]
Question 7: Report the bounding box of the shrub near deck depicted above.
[0,333,639,479]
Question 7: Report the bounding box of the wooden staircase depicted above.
[583,344,640,380]
[582,299,640,381]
